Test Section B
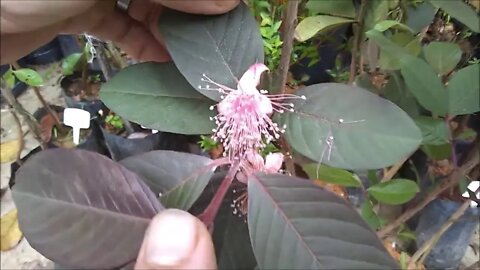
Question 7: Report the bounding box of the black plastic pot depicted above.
[17,38,64,66]
[290,26,350,86]
[59,72,106,116]
[57,35,82,57]
[415,199,479,269]
[16,35,81,67]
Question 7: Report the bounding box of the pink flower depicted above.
[200,63,305,161]
[264,152,284,173]
[236,151,284,183]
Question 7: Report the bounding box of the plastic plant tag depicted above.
[63,108,91,145]
[462,180,480,207]
[140,125,159,134]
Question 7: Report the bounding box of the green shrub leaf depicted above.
[12,68,43,86]
[100,62,215,135]
[367,179,419,205]
[424,42,462,75]
[303,164,361,187]
[295,16,354,42]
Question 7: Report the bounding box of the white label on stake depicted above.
[64,108,91,145]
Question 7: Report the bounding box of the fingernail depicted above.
[144,209,199,267]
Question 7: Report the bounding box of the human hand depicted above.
[0,0,240,64]
[135,209,217,270]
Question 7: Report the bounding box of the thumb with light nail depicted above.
[134,209,217,270]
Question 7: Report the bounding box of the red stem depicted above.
[198,161,241,230]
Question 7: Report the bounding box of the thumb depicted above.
[135,209,217,270]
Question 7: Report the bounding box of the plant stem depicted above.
[96,43,135,135]
[445,116,458,167]
[278,0,299,94]
[10,110,24,165]
[407,200,471,269]
[382,157,408,182]
[276,0,299,175]
[106,42,127,69]
[0,81,45,148]
[378,139,479,238]
[280,136,296,175]
[81,62,89,96]
[348,0,368,84]
[32,86,65,133]
[198,161,240,230]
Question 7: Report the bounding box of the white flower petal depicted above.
[238,63,269,93]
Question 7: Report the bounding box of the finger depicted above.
[128,0,157,23]
[1,24,60,64]
[0,0,99,33]
[153,0,240,15]
[89,11,170,62]
[63,4,170,63]
[135,209,217,270]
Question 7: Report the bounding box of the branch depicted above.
[276,0,300,175]
[1,81,45,148]
[96,43,134,135]
[198,161,240,230]
[278,0,299,94]
[407,200,471,269]
[378,140,480,238]
[382,156,409,182]
[348,0,368,84]
[10,110,24,165]
[32,86,65,133]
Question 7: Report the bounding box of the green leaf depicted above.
[456,128,477,140]
[303,163,361,187]
[248,174,399,269]
[428,0,480,33]
[361,200,382,230]
[374,20,414,32]
[405,1,436,33]
[378,32,421,70]
[401,57,449,115]
[367,179,419,205]
[295,16,354,42]
[278,83,422,170]
[120,150,216,210]
[414,116,449,145]
[400,252,408,270]
[422,143,452,160]
[2,69,15,88]
[364,0,390,30]
[12,68,43,86]
[424,42,462,75]
[100,62,215,135]
[306,0,356,18]
[382,71,420,117]
[447,63,480,116]
[158,2,264,101]
[368,170,380,186]
[62,53,83,76]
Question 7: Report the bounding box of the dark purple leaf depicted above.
[248,174,399,269]
[12,149,163,269]
[120,151,216,210]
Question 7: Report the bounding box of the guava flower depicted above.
[236,151,284,183]
[232,151,284,218]
[199,63,305,161]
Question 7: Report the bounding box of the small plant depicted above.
[105,114,124,130]
[198,134,218,152]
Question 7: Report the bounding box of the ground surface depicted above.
[1,64,64,270]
